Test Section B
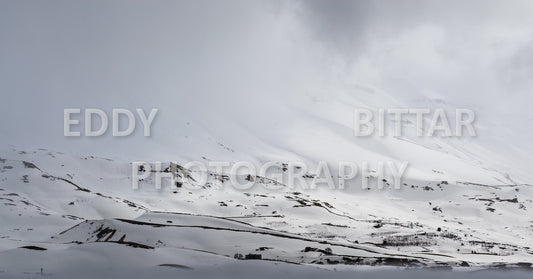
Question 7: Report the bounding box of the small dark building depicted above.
[244,253,262,260]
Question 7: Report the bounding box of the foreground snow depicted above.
[0,147,532,277]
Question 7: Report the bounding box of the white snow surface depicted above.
[0,146,531,277]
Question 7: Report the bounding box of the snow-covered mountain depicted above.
[2,1,533,278]
[0,142,532,277]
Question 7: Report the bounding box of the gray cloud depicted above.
[292,0,533,161]
[295,0,374,53]
[1,0,532,161]
[295,0,533,98]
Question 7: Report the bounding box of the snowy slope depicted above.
[1,79,532,276]
[2,1,533,278]
[0,147,532,277]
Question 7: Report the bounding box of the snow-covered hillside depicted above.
[0,147,531,277]
[2,1,533,278]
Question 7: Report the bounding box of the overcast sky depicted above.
[1,0,532,160]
